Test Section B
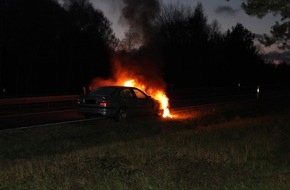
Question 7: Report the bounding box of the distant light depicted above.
[256,85,260,100]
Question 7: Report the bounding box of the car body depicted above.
[77,86,162,121]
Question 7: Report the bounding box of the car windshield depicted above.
[90,87,116,95]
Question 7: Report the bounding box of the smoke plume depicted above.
[89,0,166,93]
[120,0,161,43]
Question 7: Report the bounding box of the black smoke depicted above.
[120,0,161,43]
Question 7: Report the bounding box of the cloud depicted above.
[263,50,290,64]
[256,40,290,65]
[214,5,240,16]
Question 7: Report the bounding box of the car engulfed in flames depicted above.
[77,85,164,121]
[123,79,172,118]
[77,57,173,121]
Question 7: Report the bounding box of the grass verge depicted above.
[0,99,289,190]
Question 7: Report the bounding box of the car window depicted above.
[90,87,116,95]
[133,89,147,99]
[121,89,134,98]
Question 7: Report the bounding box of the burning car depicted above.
[77,85,163,121]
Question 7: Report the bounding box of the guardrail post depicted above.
[256,85,260,100]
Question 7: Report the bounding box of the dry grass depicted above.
[0,99,289,190]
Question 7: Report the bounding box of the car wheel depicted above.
[154,108,163,117]
[114,108,127,122]
[154,102,163,117]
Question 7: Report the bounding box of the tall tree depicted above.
[65,0,117,49]
[148,3,213,87]
[224,23,264,84]
[234,0,289,48]
[0,0,69,96]
[63,0,117,90]
[1,0,117,96]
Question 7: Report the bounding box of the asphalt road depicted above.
[1,86,290,131]
[0,95,247,130]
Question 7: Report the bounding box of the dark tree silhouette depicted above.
[240,0,290,48]
[148,3,213,87]
[1,0,288,97]
[0,0,69,96]
[224,23,264,85]
[0,0,117,96]
[148,3,265,87]
[65,0,117,91]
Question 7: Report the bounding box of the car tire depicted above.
[154,108,163,117]
[114,108,127,122]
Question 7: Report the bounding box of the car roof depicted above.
[97,85,139,89]
[97,85,149,94]
[89,85,150,97]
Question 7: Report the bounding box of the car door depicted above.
[119,88,139,117]
[132,88,154,116]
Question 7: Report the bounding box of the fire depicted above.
[124,79,135,87]
[89,57,173,118]
[123,79,172,118]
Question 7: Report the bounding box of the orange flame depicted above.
[89,58,173,118]
[123,79,172,118]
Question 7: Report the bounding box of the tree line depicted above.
[0,0,289,97]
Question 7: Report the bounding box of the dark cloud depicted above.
[214,5,240,16]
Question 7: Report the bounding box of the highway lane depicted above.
[0,104,220,131]
[0,97,255,131]
[1,87,290,131]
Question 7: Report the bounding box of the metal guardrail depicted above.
[0,95,78,106]
[0,85,280,106]
[0,84,289,110]
[0,95,79,116]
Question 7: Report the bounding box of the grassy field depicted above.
[0,99,289,190]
